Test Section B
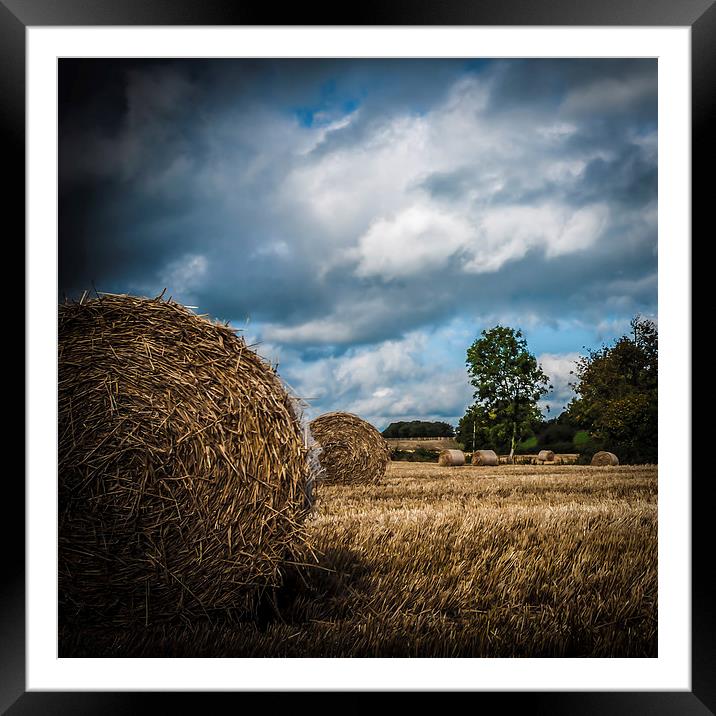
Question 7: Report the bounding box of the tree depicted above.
[456,404,498,452]
[466,325,551,461]
[382,420,455,438]
[567,315,657,463]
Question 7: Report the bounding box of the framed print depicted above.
[8,0,710,712]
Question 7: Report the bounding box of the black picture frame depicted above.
[7,1,708,712]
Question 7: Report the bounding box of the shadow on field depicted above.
[59,546,372,657]
[257,546,371,627]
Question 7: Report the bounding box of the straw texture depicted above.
[591,451,620,466]
[471,450,499,466]
[438,449,465,466]
[58,293,313,627]
[309,412,389,485]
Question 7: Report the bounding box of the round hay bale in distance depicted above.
[438,449,465,466]
[471,449,499,466]
[309,412,389,485]
[58,293,312,627]
[591,451,620,466]
[538,449,555,462]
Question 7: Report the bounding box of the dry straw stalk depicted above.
[591,451,620,466]
[438,449,465,466]
[309,412,389,485]
[471,450,499,466]
[58,293,313,627]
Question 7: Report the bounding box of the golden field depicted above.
[61,462,657,658]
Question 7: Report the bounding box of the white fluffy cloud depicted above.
[273,331,473,429]
[265,340,583,429]
[350,201,608,280]
[352,205,474,279]
[537,352,580,415]
[278,74,613,284]
[464,203,609,274]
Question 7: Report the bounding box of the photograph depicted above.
[57,56,659,659]
[9,4,707,708]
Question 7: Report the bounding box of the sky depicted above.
[58,59,657,431]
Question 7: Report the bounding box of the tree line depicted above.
[382,420,455,438]
[456,316,657,464]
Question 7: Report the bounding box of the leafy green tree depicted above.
[567,315,657,463]
[466,325,551,461]
[456,404,499,452]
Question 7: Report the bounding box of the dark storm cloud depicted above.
[570,145,658,207]
[486,59,656,110]
[59,60,484,297]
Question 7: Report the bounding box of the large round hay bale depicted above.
[591,451,620,466]
[58,293,313,627]
[309,412,389,485]
[438,449,465,466]
[471,449,499,466]
[538,449,555,462]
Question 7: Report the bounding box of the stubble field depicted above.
[61,462,657,658]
